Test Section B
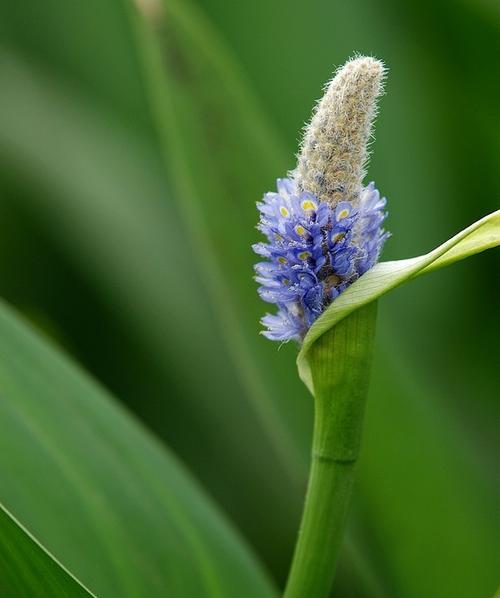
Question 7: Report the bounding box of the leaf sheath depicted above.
[285,303,378,597]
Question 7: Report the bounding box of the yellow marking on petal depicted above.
[301,199,317,212]
[274,233,283,241]
[332,232,345,243]
[337,208,350,220]
[283,279,290,285]
[279,206,290,218]
[278,256,287,264]
[298,251,311,260]
[295,225,307,236]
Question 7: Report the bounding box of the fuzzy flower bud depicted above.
[294,56,385,207]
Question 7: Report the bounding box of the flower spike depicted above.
[254,56,389,342]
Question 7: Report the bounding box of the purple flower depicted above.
[253,178,389,342]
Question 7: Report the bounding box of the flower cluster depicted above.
[253,178,388,342]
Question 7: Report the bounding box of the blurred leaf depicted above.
[298,210,500,391]
[128,0,310,471]
[355,337,500,597]
[0,504,93,597]
[0,298,276,597]
[0,0,154,132]
[0,50,299,576]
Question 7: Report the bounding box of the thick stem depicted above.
[283,456,356,597]
[284,303,378,598]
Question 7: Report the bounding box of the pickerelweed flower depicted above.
[254,56,389,342]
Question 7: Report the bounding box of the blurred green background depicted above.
[0,0,498,596]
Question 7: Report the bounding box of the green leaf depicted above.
[0,299,276,597]
[298,209,500,392]
[0,503,93,597]
[0,51,299,580]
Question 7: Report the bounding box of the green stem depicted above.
[284,456,356,597]
[284,303,378,598]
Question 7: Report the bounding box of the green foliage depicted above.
[0,0,498,596]
[0,504,93,597]
[0,300,275,596]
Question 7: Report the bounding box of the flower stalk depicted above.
[252,55,387,597]
[284,302,378,597]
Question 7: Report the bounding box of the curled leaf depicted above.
[298,210,500,392]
